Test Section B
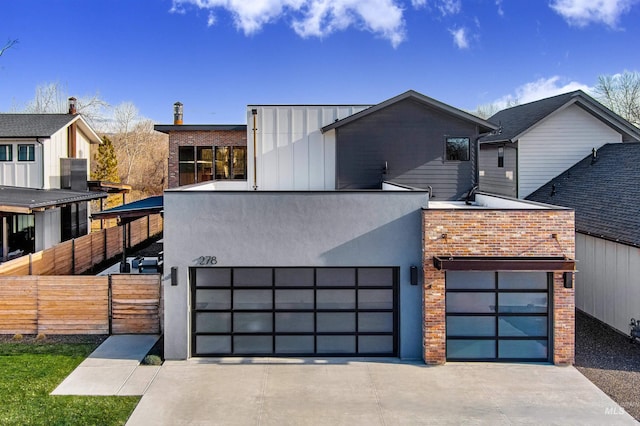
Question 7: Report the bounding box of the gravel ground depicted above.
[575,310,640,421]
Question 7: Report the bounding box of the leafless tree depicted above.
[595,71,640,127]
[0,39,17,57]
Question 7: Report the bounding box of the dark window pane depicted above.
[317,290,355,309]
[499,316,548,337]
[446,293,496,313]
[233,290,272,310]
[179,146,194,161]
[179,162,195,185]
[234,312,272,332]
[359,336,393,354]
[0,145,12,161]
[196,312,231,333]
[197,147,213,182]
[275,268,314,287]
[195,290,230,310]
[18,144,35,161]
[275,313,314,332]
[234,268,272,287]
[316,268,355,286]
[359,312,394,332]
[317,312,355,332]
[196,268,231,287]
[447,340,495,359]
[196,335,231,354]
[498,293,547,313]
[358,289,393,309]
[446,271,495,290]
[498,146,504,168]
[446,137,469,161]
[358,268,394,286]
[275,290,314,309]
[498,272,548,290]
[499,339,547,359]
[447,316,495,337]
[234,336,272,353]
[276,336,314,353]
[317,336,355,353]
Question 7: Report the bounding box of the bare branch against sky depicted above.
[0,39,18,57]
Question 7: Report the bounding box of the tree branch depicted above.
[0,39,18,57]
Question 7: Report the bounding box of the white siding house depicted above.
[517,104,622,198]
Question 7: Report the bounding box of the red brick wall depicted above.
[422,208,575,365]
[167,130,247,188]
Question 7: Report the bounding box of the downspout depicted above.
[35,138,45,189]
[251,109,258,190]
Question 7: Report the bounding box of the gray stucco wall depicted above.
[163,190,429,360]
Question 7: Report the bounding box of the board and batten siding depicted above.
[575,233,640,335]
[43,126,91,189]
[518,104,622,198]
[335,98,479,199]
[478,143,518,198]
[247,105,369,190]
[0,139,44,188]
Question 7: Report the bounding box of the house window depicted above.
[446,137,470,161]
[215,146,247,180]
[0,145,12,161]
[498,146,504,168]
[178,146,195,186]
[18,144,35,162]
[197,147,213,183]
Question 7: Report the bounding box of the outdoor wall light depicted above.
[171,267,178,286]
[563,272,573,289]
[410,266,418,286]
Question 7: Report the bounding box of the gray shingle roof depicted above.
[480,90,640,143]
[0,114,77,138]
[526,143,640,247]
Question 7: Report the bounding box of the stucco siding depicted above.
[163,190,428,360]
[518,104,622,198]
[575,233,640,335]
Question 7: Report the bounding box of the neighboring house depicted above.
[527,143,640,336]
[154,102,247,189]
[161,90,576,365]
[479,90,640,198]
[0,99,106,259]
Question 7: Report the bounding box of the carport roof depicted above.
[91,195,163,220]
[0,186,107,214]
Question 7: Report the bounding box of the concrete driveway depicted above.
[126,358,637,425]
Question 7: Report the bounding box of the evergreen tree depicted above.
[92,135,120,182]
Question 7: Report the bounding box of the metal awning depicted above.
[0,185,107,214]
[91,195,163,220]
[433,256,576,271]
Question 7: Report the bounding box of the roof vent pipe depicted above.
[68,97,77,115]
[173,102,183,125]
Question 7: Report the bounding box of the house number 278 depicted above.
[194,256,217,266]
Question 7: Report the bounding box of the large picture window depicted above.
[445,137,470,161]
[18,144,35,162]
[0,145,12,161]
[179,145,246,185]
[178,146,195,186]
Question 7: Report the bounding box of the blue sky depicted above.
[1,0,639,126]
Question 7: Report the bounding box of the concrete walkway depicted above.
[51,334,160,396]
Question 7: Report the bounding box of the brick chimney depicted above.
[173,102,183,125]
[68,97,77,115]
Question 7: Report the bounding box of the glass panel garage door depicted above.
[446,271,550,362]
[191,267,398,357]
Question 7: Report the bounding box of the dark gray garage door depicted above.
[446,271,550,362]
[191,267,398,357]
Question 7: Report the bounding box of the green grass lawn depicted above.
[0,338,140,426]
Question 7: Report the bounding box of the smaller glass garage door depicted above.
[446,271,550,361]
[191,267,398,357]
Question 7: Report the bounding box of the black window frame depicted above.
[17,144,35,162]
[214,146,247,180]
[445,137,470,161]
[498,146,504,168]
[0,144,13,161]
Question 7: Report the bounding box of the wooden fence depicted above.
[0,274,161,335]
[0,214,163,276]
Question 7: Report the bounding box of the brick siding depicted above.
[422,208,575,365]
[167,130,247,188]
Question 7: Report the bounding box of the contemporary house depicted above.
[527,143,640,336]
[154,102,247,189]
[161,90,576,365]
[479,90,640,198]
[0,99,106,259]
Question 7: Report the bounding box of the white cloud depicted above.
[493,76,593,109]
[549,0,639,27]
[449,27,469,49]
[411,0,427,8]
[438,0,462,15]
[496,0,504,16]
[171,0,406,47]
